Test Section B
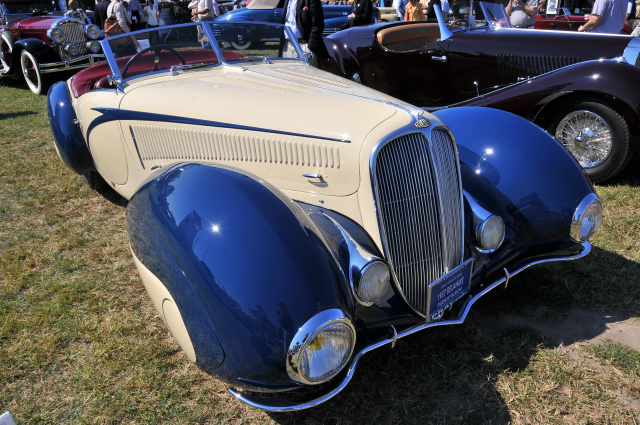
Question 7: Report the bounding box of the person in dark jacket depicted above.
[348,0,373,26]
[280,0,327,66]
[95,0,110,30]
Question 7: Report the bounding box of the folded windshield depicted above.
[102,22,303,83]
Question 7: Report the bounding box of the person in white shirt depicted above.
[191,0,215,21]
[144,0,160,44]
[107,0,141,53]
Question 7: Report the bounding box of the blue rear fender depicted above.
[126,163,357,391]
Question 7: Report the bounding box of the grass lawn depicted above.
[1,77,639,424]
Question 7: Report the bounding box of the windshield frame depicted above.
[100,21,306,91]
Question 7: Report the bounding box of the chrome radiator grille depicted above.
[56,22,87,59]
[373,130,463,316]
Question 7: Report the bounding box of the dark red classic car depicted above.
[320,2,640,182]
[534,7,633,33]
[0,0,104,94]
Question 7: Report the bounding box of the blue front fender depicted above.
[126,163,354,390]
[433,107,594,272]
[47,81,95,175]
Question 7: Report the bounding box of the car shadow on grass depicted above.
[266,246,639,424]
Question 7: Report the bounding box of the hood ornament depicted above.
[415,118,432,129]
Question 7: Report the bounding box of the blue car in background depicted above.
[215,0,379,49]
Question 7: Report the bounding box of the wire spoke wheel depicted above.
[555,110,612,168]
[0,35,12,72]
[547,97,631,182]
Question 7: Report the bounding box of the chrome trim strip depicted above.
[321,213,385,306]
[503,267,510,289]
[39,54,105,73]
[228,241,592,412]
[129,126,145,169]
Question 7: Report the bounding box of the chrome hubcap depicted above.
[555,110,612,168]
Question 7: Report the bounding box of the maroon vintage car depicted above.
[0,0,104,94]
[534,7,633,33]
[320,2,640,182]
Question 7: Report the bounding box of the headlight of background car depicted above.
[287,309,355,385]
[65,44,80,56]
[571,193,602,242]
[84,24,100,40]
[475,215,505,252]
[47,28,65,44]
[354,261,390,305]
[86,41,101,53]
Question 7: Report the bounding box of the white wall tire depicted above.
[20,50,47,95]
[230,40,252,50]
[0,33,13,74]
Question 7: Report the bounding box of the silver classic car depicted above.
[48,22,602,410]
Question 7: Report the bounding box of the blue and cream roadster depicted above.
[47,21,601,410]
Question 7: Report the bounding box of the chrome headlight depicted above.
[47,27,65,44]
[65,43,80,56]
[354,261,390,305]
[84,24,100,40]
[86,41,101,53]
[476,214,505,252]
[571,193,602,242]
[287,309,355,385]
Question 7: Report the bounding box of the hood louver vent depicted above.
[497,55,580,79]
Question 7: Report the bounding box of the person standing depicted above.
[191,0,215,21]
[106,0,141,54]
[128,0,142,30]
[404,0,425,20]
[578,0,626,33]
[280,0,326,67]
[506,0,538,28]
[348,0,372,26]
[95,0,110,30]
[144,0,160,44]
[393,0,408,19]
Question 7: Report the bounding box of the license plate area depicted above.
[427,258,474,321]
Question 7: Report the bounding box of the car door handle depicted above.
[431,55,447,63]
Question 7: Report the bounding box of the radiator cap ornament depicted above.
[415,118,431,129]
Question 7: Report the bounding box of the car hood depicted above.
[117,62,420,197]
[120,62,412,148]
[11,15,62,28]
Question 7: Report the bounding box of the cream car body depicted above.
[48,21,602,411]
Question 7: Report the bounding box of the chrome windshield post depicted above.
[201,22,226,65]
[284,26,307,64]
[434,5,453,41]
[100,38,124,91]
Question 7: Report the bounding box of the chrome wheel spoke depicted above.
[555,110,612,168]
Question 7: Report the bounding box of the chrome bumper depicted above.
[40,54,106,74]
[228,241,592,411]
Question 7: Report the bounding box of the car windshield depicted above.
[3,1,63,14]
[444,2,511,29]
[103,22,302,83]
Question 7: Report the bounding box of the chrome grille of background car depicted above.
[322,28,340,36]
[497,54,580,79]
[374,129,463,317]
[55,22,87,59]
